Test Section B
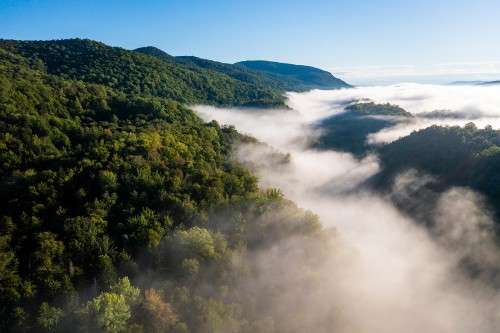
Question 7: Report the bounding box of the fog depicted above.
[194,83,500,332]
[287,83,500,117]
[288,83,500,144]
[367,116,500,144]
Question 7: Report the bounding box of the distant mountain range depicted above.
[136,46,351,92]
[1,37,500,332]
[449,80,500,86]
[236,60,351,91]
[481,80,500,85]
[0,39,350,109]
[0,37,340,331]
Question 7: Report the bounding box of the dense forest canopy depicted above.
[0,39,286,108]
[136,46,350,93]
[0,41,334,332]
[373,123,500,220]
[135,47,288,93]
[312,100,500,226]
[4,37,500,332]
[133,47,175,63]
[343,102,413,117]
[0,39,350,110]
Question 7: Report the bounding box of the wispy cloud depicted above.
[285,83,500,144]
[332,61,500,85]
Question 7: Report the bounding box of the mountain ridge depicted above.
[0,38,285,107]
[134,45,351,92]
[0,37,330,332]
[237,59,351,90]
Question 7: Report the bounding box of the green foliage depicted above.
[110,277,140,305]
[0,39,285,107]
[0,40,334,332]
[37,302,64,331]
[0,228,21,323]
[134,46,175,62]
[85,278,139,332]
[374,123,500,219]
[377,124,498,178]
[32,232,67,297]
[344,102,413,116]
[137,46,350,94]
[236,60,351,91]
[479,144,500,157]
[87,292,131,333]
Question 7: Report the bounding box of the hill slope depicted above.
[135,47,285,90]
[314,102,413,156]
[237,60,351,91]
[0,42,334,332]
[135,46,350,93]
[0,39,285,107]
[134,45,175,62]
[372,123,500,221]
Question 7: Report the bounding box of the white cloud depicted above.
[193,85,500,332]
[333,62,500,85]
[285,83,500,144]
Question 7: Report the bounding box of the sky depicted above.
[1,0,500,85]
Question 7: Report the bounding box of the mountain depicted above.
[174,56,291,90]
[136,47,286,91]
[0,39,351,109]
[418,109,483,119]
[481,80,500,86]
[449,80,487,85]
[134,45,175,62]
[135,46,350,93]
[236,60,351,91]
[341,102,413,117]
[0,39,285,107]
[0,40,332,331]
[372,123,500,221]
[314,102,413,156]
[449,80,500,86]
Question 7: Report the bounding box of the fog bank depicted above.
[288,83,500,144]
[194,84,500,332]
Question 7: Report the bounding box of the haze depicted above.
[194,85,500,332]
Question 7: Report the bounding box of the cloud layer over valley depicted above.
[194,83,500,332]
[287,83,500,144]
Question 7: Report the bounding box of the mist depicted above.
[288,83,500,145]
[194,84,500,332]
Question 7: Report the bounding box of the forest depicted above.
[314,101,500,227]
[374,123,500,222]
[4,37,500,333]
[0,40,334,332]
[0,39,284,108]
[0,39,349,110]
[235,60,351,91]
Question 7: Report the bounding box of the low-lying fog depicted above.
[194,83,500,333]
[289,83,500,144]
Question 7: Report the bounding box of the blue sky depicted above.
[1,0,500,84]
